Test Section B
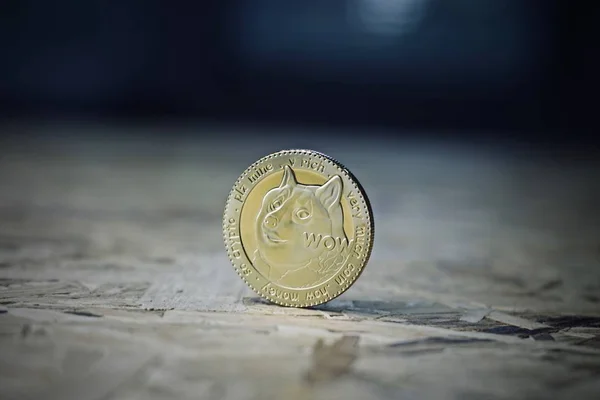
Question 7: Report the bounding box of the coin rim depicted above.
[223,149,375,307]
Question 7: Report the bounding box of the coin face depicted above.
[223,150,374,307]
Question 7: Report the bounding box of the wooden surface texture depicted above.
[1,125,599,399]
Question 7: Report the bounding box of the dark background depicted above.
[0,0,597,147]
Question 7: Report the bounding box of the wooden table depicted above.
[1,124,599,399]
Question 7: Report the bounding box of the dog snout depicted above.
[264,215,278,229]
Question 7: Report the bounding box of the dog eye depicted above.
[296,209,310,219]
[271,198,283,210]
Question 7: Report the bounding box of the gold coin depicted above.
[223,149,374,307]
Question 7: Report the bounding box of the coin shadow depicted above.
[243,296,448,318]
[313,299,445,316]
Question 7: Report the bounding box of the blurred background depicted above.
[0,0,598,147]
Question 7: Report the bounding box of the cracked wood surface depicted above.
[1,124,600,400]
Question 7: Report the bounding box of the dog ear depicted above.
[279,165,297,188]
[316,175,343,210]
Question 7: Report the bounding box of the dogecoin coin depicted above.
[223,149,374,307]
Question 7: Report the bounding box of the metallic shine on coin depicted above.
[223,150,374,307]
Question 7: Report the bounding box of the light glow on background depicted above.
[349,0,427,35]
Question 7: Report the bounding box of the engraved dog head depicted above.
[256,165,346,268]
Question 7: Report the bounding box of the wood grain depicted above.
[1,125,599,399]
